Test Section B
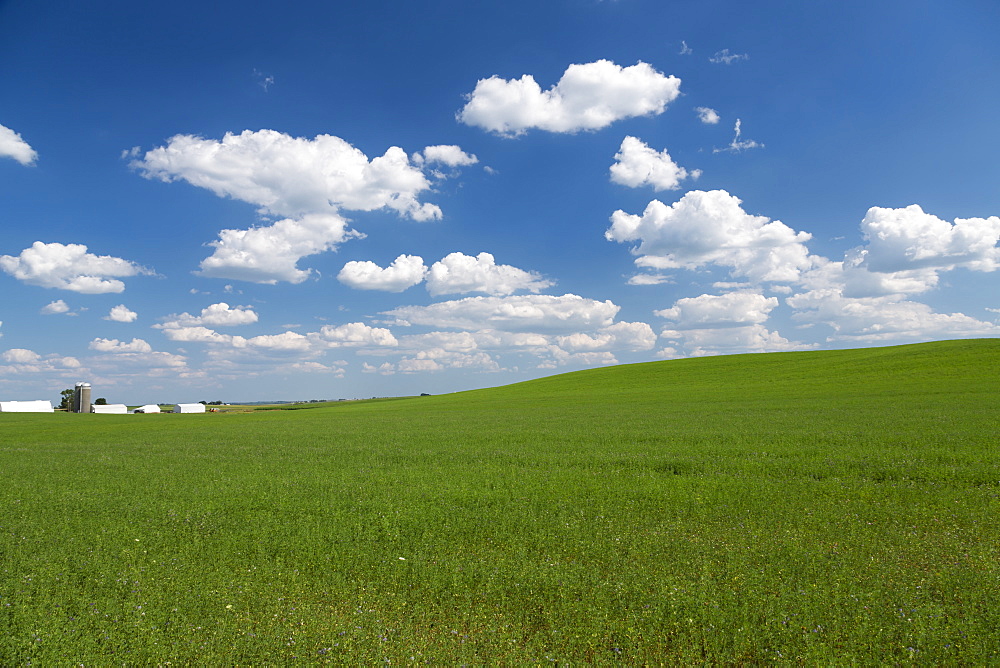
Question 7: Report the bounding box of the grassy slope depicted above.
[1,339,998,663]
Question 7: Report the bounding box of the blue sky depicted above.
[2,0,999,404]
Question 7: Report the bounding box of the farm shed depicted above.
[173,403,206,414]
[0,400,54,412]
[91,404,128,414]
[133,404,161,414]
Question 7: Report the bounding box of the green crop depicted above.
[1,339,998,663]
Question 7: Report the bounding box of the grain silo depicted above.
[73,382,92,413]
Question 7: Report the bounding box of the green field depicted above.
[2,339,998,663]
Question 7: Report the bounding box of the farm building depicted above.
[133,404,161,414]
[91,404,128,414]
[173,403,206,414]
[0,400,54,412]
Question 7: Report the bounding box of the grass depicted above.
[1,338,998,663]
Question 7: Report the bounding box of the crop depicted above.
[1,338,998,663]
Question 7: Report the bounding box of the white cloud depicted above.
[383,294,620,333]
[856,204,1000,273]
[2,348,41,364]
[133,130,445,221]
[0,123,37,165]
[787,289,1000,343]
[160,326,237,344]
[458,60,681,136]
[413,145,479,167]
[312,322,398,348]
[655,292,778,328]
[695,107,720,124]
[0,348,82,376]
[41,300,71,315]
[626,273,672,286]
[679,41,693,55]
[105,304,138,323]
[362,362,397,375]
[650,291,811,357]
[89,337,153,353]
[0,241,152,293]
[337,254,428,292]
[246,331,311,351]
[610,136,700,191]
[714,119,763,153]
[425,252,554,296]
[198,213,362,284]
[555,321,656,352]
[661,324,813,357]
[397,349,500,373]
[709,49,749,65]
[132,130,471,284]
[606,190,812,283]
[158,302,259,329]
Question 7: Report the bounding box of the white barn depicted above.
[173,403,206,414]
[0,400,54,413]
[133,404,161,414]
[91,404,128,414]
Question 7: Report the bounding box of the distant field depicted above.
[1,339,998,663]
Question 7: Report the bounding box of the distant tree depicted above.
[199,401,208,405]
[57,388,74,410]
[420,393,431,397]
[94,397,108,405]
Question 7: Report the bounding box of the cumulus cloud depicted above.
[458,60,681,136]
[661,324,813,357]
[337,254,428,292]
[133,130,444,221]
[655,292,778,328]
[198,213,361,284]
[426,252,554,296]
[792,204,1000,301]
[157,302,258,329]
[383,294,620,333]
[160,326,236,344]
[40,300,71,315]
[651,291,810,357]
[397,349,501,373]
[610,136,700,191]
[709,49,749,65]
[312,322,398,348]
[245,331,311,352]
[787,289,1000,343]
[856,204,1000,274]
[714,119,763,153]
[606,190,812,283]
[0,348,82,375]
[555,321,656,352]
[2,348,41,364]
[412,145,479,167]
[105,304,138,322]
[695,107,720,124]
[0,241,152,293]
[132,130,472,284]
[89,337,153,353]
[0,123,37,165]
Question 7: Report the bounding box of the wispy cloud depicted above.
[679,41,692,55]
[713,119,763,153]
[253,68,275,92]
[709,49,749,65]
